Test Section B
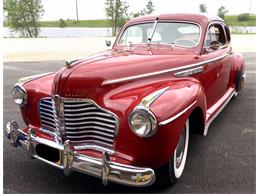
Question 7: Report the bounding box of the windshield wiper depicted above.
[147,17,159,45]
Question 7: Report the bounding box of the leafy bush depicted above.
[59,18,67,28]
[238,13,250,21]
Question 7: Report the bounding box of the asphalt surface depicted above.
[3,53,256,193]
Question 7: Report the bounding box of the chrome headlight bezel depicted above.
[12,84,28,106]
[128,106,157,137]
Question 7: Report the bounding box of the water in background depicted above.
[4,27,112,38]
[4,26,255,38]
[229,26,256,34]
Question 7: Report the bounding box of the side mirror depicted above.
[106,40,111,47]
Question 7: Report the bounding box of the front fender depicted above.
[145,79,207,165]
[150,79,206,124]
[109,78,207,168]
[19,73,55,127]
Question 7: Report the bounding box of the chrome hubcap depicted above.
[175,127,186,168]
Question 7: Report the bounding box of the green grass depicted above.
[4,14,255,28]
[224,15,256,26]
[39,19,111,28]
[36,15,258,28]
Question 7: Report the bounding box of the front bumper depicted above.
[5,120,155,187]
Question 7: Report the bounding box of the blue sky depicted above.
[41,0,256,21]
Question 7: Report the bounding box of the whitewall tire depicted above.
[172,120,189,179]
[157,119,190,186]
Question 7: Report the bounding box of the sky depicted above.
[41,0,256,21]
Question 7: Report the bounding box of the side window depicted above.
[119,26,143,45]
[205,24,226,51]
[224,25,231,43]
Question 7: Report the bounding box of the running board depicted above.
[203,88,236,136]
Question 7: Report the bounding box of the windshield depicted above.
[118,22,200,48]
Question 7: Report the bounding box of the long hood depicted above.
[52,48,199,98]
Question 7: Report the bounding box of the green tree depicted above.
[3,0,44,37]
[105,0,129,36]
[146,0,155,14]
[132,0,155,18]
[217,6,228,19]
[199,3,207,13]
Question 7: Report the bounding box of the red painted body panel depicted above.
[17,14,244,168]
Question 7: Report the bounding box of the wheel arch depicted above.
[230,52,246,91]
[189,106,205,135]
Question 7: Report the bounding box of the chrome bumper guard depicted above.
[5,121,155,187]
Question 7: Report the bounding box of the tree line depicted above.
[199,3,253,23]
[3,0,154,38]
[3,0,254,38]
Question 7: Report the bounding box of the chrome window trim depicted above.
[203,21,230,53]
[159,101,197,126]
[117,20,202,49]
[102,51,231,86]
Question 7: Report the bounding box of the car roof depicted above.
[127,13,224,26]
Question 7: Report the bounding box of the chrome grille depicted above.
[63,99,117,147]
[39,98,56,131]
[39,97,118,148]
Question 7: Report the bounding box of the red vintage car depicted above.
[6,13,246,187]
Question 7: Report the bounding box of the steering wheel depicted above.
[209,40,223,50]
[174,38,197,47]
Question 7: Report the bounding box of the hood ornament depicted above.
[65,59,80,68]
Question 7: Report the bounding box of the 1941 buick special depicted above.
[6,13,246,187]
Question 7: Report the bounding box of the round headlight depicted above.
[129,106,157,137]
[12,85,27,106]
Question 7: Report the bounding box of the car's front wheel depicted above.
[157,119,189,186]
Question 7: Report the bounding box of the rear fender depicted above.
[230,53,246,91]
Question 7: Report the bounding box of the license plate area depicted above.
[35,144,61,163]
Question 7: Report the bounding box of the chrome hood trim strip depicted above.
[18,72,54,85]
[102,52,231,86]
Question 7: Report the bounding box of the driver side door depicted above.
[196,23,232,109]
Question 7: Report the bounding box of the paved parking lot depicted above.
[3,53,255,193]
